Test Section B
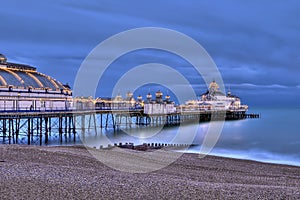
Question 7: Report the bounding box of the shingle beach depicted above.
[0,145,299,199]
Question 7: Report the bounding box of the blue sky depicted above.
[1,0,300,107]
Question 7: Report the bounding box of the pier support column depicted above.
[2,119,6,143]
[68,116,72,137]
[105,113,109,129]
[45,117,48,144]
[30,118,33,141]
[49,117,52,134]
[27,118,31,145]
[15,118,20,144]
[72,115,76,142]
[100,114,103,129]
[59,116,63,143]
[112,113,116,132]
[39,117,43,146]
[8,119,11,144]
[88,114,92,131]
[93,114,97,135]
[81,115,85,133]
[65,116,68,135]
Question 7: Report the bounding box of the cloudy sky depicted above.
[1,0,299,107]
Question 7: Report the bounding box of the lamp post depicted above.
[17,92,20,111]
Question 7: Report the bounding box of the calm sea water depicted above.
[79,107,300,166]
[196,107,300,166]
[9,107,300,166]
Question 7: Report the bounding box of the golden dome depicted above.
[155,90,163,97]
[209,80,219,91]
[0,54,68,91]
[126,91,133,98]
[115,94,122,101]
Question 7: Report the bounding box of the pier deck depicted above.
[0,108,259,145]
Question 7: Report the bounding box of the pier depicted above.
[0,54,259,145]
[0,108,259,145]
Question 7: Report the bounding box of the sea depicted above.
[5,107,300,167]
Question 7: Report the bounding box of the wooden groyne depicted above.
[98,142,193,151]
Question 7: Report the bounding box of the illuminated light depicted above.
[0,75,7,86]
[36,72,60,90]
[155,90,163,97]
[46,75,60,90]
[26,72,44,88]
[1,68,24,85]
[146,93,152,99]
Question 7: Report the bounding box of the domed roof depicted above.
[147,93,152,98]
[0,54,7,64]
[0,67,66,91]
[209,80,219,90]
[0,56,67,91]
[155,90,163,97]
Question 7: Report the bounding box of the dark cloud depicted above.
[0,0,299,106]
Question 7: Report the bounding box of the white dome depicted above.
[0,54,7,64]
[209,80,219,90]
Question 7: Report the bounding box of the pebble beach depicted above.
[0,145,299,199]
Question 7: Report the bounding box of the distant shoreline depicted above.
[0,145,299,199]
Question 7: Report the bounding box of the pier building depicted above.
[184,80,248,112]
[144,90,176,114]
[0,54,72,111]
